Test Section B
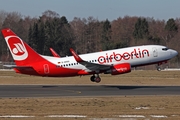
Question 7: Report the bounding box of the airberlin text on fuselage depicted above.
[98,48,149,64]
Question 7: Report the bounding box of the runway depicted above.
[0,85,180,97]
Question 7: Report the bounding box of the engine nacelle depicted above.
[105,63,131,75]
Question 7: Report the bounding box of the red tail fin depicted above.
[1,28,45,66]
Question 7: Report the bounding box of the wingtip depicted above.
[49,48,60,58]
[70,48,83,62]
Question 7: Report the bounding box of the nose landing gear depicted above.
[156,61,167,71]
[157,66,161,71]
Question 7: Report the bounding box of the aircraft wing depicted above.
[70,48,111,72]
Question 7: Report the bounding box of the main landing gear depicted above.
[90,74,101,83]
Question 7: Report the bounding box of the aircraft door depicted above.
[152,47,158,57]
[43,64,49,74]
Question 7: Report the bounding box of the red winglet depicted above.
[70,48,83,62]
[50,48,60,58]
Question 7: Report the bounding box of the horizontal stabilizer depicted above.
[4,65,38,75]
[3,65,34,70]
[3,65,17,68]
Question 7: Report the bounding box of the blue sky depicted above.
[0,0,180,21]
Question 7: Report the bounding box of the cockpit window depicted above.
[162,48,169,51]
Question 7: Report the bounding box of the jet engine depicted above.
[105,63,131,75]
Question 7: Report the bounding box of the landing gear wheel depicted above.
[156,63,162,71]
[95,77,101,83]
[90,76,96,82]
[90,75,101,83]
[157,67,161,71]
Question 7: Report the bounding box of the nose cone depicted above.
[170,49,178,57]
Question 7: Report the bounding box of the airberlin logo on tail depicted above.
[5,36,28,60]
[12,43,25,55]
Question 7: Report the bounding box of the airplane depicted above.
[49,48,60,57]
[1,28,178,83]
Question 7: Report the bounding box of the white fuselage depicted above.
[42,45,178,71]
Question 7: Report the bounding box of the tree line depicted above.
[0,10,179,68]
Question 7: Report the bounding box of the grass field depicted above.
[0,96,180,120]
[0,70,180,120]
[0,70,179,85]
